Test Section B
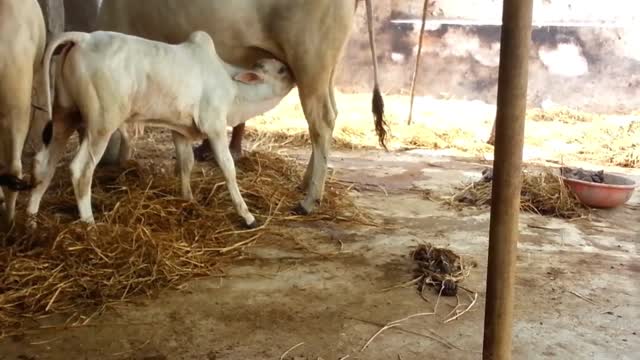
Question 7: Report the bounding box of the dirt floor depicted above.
[1,94,639,359]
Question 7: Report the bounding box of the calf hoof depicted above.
[291,203,311,216]
[243,219,259,230]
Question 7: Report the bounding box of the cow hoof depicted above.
[244,219,259,229]
[292,203,311,216]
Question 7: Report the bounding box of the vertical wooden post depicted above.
[482,0,533,359]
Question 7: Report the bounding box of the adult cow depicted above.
[0,0,46,226]
[96,0,387,215]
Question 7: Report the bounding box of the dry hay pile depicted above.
[447,168,590,219]
[605,122,640,168]
[574,120,640,168]
[527,108,602,123]
[0,151,368,336]
[245,122,491,155]
[411,244,474,297]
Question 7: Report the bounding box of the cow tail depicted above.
[364,0,388,150]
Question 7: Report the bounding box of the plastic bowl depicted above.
[561,173,637,209]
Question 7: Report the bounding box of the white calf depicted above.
[28,31,293,228]
[117,59,295,162]
[0,0,46,225]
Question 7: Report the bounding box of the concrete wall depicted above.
[337,0,639,113]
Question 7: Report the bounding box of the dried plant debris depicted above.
[447,168,590,219]
[411,244,473,297]
[0,151,370,336]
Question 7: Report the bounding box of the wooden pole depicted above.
[407,0,429,126]
[482,0,533,359]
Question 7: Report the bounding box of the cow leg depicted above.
[99,131,122,166]
[193,139,212,162]
[0,110,30,226]
[118,126,132,164]
[300,82,338,192]
[27,113,75,218]
[203,122,256,228]
[172,131,194,201]
[228,123,246,161]
[295,86,336,215]
[194,123,246,162]
[69,129,112,223]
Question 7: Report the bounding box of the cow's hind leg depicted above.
[295,88,336,215]
[27,113,75,218]
[172,131,194,201]
[0,110,30,227]
[69,128,112,223]
[203,121,256,228]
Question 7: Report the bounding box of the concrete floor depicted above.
[1,149,638,360]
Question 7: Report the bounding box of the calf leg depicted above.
[204,124,256,228]
[172,131,194,201]
[27,115,75,217]
[69,131,112,223]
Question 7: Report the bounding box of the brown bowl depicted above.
[561,173,637,209]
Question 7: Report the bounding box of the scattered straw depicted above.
[574,120,640,168]
[568,290,598,306]
[443,291,478,324]
[526,108,603,124]
[360,311,440,352]
[446,169,590,219]
[1,145,370,336]
[280,342,305,360]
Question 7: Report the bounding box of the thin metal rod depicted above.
[482,0,534,359]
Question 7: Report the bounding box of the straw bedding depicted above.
[0,145,368,335]
[447,168,590,219]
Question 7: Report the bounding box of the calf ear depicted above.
[234,71,264,85]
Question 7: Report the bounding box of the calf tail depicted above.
[365,0,389,150]
[41,32,89,147]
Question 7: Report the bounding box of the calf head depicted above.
[233,59,295,98]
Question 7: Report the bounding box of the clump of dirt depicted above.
[411,244,472,297]
[560,167,604,183]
